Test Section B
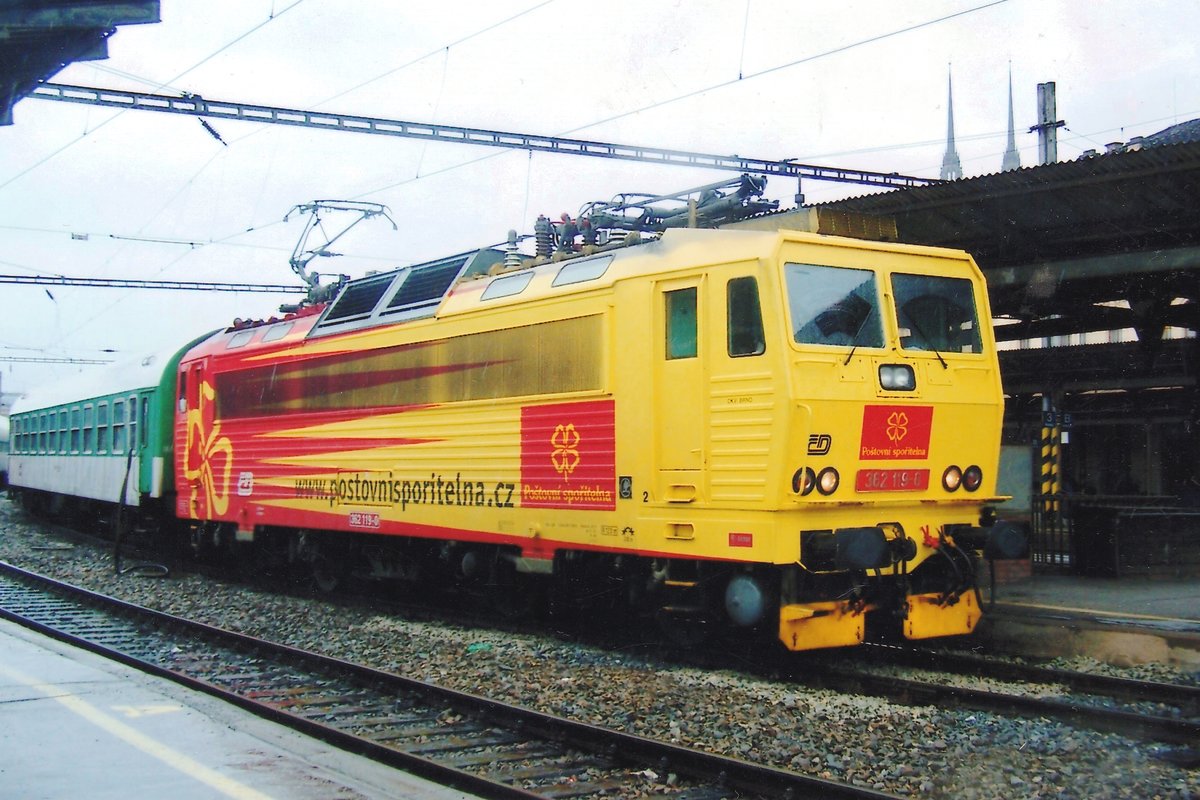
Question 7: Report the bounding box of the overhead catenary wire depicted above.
[342,1,1011,202]
[169,1,565,250]
[1,3,571,381]
[554,0,1011,139]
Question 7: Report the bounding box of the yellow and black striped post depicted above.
[1040,402,1061,524]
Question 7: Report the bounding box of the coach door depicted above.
[655,277,706,480]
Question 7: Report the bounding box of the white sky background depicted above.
[0,0,1197,397]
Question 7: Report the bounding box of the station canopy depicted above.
[0,1,159,125]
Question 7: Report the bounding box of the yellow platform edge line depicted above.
[993,599,1200,625]
[0,662,276,800]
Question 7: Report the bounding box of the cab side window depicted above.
[666,287,698,359]
[727,277,765,357]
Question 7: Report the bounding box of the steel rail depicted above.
[873,644,1200,710]
[0,561,894,800]
[793,654,1200,747]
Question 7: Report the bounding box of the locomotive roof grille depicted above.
[386,257,464,310]
[322,273,394,322]
[310,248,504,337]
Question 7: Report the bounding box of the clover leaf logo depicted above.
[551,423,581,480]
[886,411,909,443]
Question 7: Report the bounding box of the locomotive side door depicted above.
[655,277,706,480]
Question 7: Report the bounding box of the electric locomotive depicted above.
[173,227,1020,651]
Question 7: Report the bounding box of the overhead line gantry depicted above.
[33,83,943,195]
[0,274,303,293]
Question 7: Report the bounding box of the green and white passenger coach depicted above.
[7,334,212,517]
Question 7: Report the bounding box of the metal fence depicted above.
[1031,494,1188,575]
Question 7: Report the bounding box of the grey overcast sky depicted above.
[1,0,1197,397]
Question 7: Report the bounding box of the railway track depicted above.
[791,644,1200,751]
[0,560,894,800]
[877,644,1200,713]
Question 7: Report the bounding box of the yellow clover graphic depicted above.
[551,423,581,480]
[184,379,234,518]
[886,411,909,443]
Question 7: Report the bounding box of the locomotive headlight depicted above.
[963,465,983,492]
[792,467,817,496]
[942,465,963,492]
[816,467,840,495]
[879,364,916,391]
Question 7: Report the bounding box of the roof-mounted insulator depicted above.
[504,229,522,270]
[534,215,553,259]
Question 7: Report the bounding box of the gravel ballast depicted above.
[0,497,1195,799]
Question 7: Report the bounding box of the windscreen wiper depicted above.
[843,315,873,366]
[904,316,949,369]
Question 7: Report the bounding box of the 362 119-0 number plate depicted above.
[856,468,930,492]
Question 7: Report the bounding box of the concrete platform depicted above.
[977,573,1200,669]
[0,617,478,800]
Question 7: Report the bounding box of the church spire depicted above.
[1002,64,1021,171]
[940,67,963,180]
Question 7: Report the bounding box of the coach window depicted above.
[83,404,95,453]
[70,407,82,453]
[97,403,109,454]
[113,400,126,453]
[140,396,149,447]
[666,287,698,359]
[727,277,765,357]
[40,413,49,453]
[129,394,139,450]
[58,410,68,453]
